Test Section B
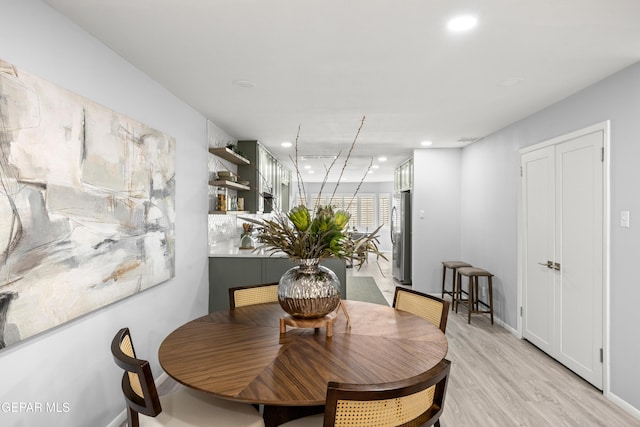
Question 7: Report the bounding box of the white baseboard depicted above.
[106,411,126,427]
[494,316,519,337]
[606,391,640,421]
[156,372,170,386]
[106,372,172,427]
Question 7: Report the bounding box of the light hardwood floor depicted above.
[352,254,640,427]
[143,255,640,427]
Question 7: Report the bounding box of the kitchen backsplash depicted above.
[208,212,273,245]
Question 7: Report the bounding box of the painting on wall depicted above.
[0,59,176,349]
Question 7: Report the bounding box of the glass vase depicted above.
[278,258,341,318]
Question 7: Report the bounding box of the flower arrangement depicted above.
[245,116,386,269]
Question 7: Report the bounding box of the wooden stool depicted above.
[455,267,494,325]
[441,261,472,311]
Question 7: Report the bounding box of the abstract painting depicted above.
[0,59,175,349]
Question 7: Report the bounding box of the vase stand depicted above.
[280,311,338,337]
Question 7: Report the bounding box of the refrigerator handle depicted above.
[390,206,396,244]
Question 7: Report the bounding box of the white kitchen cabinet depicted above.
[237,141,291,213]
[394,158,413,191]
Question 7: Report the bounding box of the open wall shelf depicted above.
[208,180,250,191]
[208,147,250,165]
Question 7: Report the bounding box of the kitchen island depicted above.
[208,239,347,312]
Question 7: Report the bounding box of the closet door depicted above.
[521,146,555,356]
[521,126,604,389]
[554,132,603,388]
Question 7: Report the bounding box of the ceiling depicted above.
[43,0,640,182]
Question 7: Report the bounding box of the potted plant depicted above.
[245,116,385,318]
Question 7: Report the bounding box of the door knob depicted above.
[537,261,554,269]
[553,262,561,271]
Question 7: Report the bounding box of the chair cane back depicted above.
[280,359,452,427]
[229,282,279,309]
[392,287,450,333]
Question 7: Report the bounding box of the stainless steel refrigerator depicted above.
[391,190,411,284]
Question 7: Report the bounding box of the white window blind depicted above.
[316,193,376,228]
[379,194,390,226]
[295,194,307,209]
[310,194,323,213]
[359,194,375,227]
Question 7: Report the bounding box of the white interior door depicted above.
[555,132,603,388]
[521,146,555,356]
[521,126,604,390]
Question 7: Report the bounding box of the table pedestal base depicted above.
[263,404,324,427]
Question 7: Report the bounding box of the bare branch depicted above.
[315,150,341,212]
[330,115,366,202]
[346,157,373,211]
[293,124,307,207]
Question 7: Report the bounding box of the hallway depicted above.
[348,254,638,426]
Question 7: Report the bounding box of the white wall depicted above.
[411,149,461,293]
[460,61,640,414]
[0,1,209,426]
[459,132,521,327]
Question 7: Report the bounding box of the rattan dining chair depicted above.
[279,359,451,427]
[111,327,265,427]
[229,282,279,309]
[392,287,450,333]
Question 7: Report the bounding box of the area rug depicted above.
[346,276,389,306]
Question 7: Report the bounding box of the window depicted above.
[294,193,307,209]
[311,193,376,229]
[359,195,375,228]
[379,194,390,226]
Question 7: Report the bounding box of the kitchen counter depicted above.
[207,239,347,312]
[208,238,278,257]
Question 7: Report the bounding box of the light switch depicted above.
[620,210,630,228]
[419,210,425,219]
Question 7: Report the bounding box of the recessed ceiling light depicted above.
[304,164,312,169]
[368,170,374,174]
[233,79,257,88]
[308,170,315,174]
[281,141,292,148]
[500,77,524,87]
[372,164,379,169]
[378,156,387,162]
[421,140,433,146]
[447,15,477,32]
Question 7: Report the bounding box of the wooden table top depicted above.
[158,300,448,406]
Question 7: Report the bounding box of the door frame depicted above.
[516,120,610,394]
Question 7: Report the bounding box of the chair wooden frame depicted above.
[323,359,451,427]
[111,327,162,427]
[112,328,265,427]
[228,282,279,309]
[392,287,450,333]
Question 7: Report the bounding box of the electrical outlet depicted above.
[621,210,630,228]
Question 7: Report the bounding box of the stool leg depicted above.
[441,265,447,298]
[455,272,461,313]
[467,276,473,324]
[488,276,494,325]
[474,276,480,311]
[450,268,458,310]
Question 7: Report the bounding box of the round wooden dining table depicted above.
[158,300,448,426]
